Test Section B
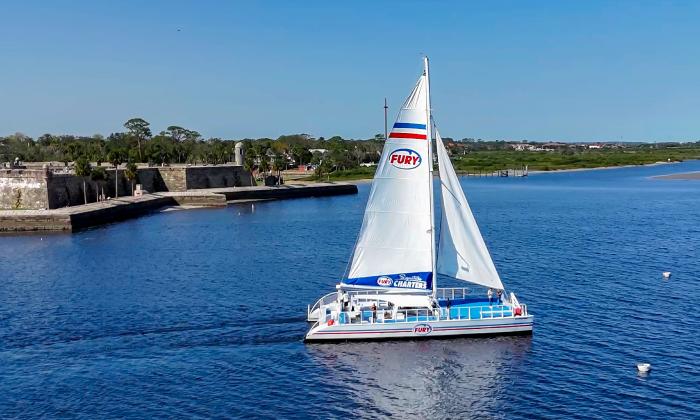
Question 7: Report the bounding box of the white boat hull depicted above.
[305,315,533,342]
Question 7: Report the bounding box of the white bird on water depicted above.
[637,363,651,373]
[662,271,671,279]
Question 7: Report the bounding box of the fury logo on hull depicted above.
[413,324,432,335]
[389,148,421,169]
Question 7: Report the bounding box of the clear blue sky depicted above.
[2,1,699,142]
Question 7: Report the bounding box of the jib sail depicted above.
[435,129,504,290]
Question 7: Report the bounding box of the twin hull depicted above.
[305,315,534,342]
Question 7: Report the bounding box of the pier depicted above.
[459,166,529,177]
[0,183,358,233]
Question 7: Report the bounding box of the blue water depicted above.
[1,162,699,418]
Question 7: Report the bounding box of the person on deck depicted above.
[487,288,493,305]
[497,289,503,305]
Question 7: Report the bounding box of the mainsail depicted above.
[435,129,504,290]
[342,71,433,292]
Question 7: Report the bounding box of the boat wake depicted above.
[1,315,308,352]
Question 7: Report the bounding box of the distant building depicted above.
[309,149,328,154]
[541,142,567,151]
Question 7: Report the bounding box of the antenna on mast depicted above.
[384,98,388,141]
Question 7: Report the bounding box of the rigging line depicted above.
[439,179,463,203]
[433,118,445,270]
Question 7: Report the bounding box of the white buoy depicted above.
[662,271,671,279]
[637,363,651,373]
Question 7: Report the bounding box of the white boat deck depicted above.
[331,301,518,326]
[308,288,528,326]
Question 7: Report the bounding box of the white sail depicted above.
[342,71,433,292]
[435,130,504,290]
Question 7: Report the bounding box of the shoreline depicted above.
[527,160,679,175]
[340,160,684,183]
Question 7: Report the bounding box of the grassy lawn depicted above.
[302,166,377,182]
[451,148,700,172]
[301,147,700,181]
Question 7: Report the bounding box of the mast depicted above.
[384,97,388,141]
[424,56,437,298]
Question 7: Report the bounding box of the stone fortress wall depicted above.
[0,168,51,210]
[0,165,253,210]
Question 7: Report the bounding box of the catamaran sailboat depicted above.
[305,58,533,341]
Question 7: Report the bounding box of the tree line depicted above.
[0,118,386,177]
[6,118,696,180]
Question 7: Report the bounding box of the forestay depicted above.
[435,129,504,290]
[342,73,433,292]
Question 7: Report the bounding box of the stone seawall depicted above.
[0,183,358,233]
[162,192,227,207]
[211,183,359,201]
[0,195,171,232]
[0,212,72,232]
[68,196,175,231]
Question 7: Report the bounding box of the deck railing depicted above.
[312,287,471,314]
[328,304,518,326]
[331,308,437,325]
[436,287,471,300]
[307,291,338,320]
[310,287,529,323]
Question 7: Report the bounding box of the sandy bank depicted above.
[652,171,700,180]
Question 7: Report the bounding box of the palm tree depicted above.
[259,156,270,178]
[125,162,138,195]
[272,154,286,185]
[243,152,256,186]
[315,158,332,181]
[107,149,126,198]
[74,156,91,204]
[90,166,107,202]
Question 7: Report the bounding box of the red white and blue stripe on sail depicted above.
[389,122,427,140]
